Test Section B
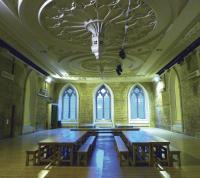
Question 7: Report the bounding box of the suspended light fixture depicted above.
[85,20,104,59]
[40,0,157,60]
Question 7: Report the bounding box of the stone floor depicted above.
[0,128,200,178]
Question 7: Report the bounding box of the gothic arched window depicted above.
[95,85,111,120]
[130,85,146,120]
[62,87,77,121]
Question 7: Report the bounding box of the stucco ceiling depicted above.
[0,0,199,82]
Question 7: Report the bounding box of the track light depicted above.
[119,48,126,59]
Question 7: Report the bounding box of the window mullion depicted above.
[68,95,71,119]
[136,94,138,118]
[96,94,98,119]
[143,93,145,118]
[102,95,105,119]
[62,95,65,120]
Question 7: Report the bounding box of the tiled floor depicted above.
[0,128,200,178]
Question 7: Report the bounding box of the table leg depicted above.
[70,145,74,166]
[38,145,42,165]
[166,145,170,166]
[57,145,62,165]
[132,145,136,166]
[149,144,153,166]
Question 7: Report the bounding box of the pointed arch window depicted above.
[95,85,111,120]
[130,85,146,120]
[62,87,77,121]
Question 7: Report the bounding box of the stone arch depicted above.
[22,70,38,133]
[169,68,183,132]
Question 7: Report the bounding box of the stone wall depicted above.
[0,50,53,139]
[154,48,200,137]
[54,81,155,126]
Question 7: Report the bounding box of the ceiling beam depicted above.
[157,36,200,75]
[0,38,49,76]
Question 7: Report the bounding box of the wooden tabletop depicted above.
[71,128,140,132]
[38,131,87,145]
[115,123,135,128]
[122,130,170,145]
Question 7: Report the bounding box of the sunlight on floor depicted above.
[37,170,49,178]
[37,165,52,178]
[160,171,171,178]
[158,164,171,178]
[95,149,104,168]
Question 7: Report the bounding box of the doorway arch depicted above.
[23,71,38,133]
[169,69,183,132]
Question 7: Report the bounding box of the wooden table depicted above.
[115,123,135,128]
[122,130,170,166]
[38,131,87,166]
[71,127,140,134]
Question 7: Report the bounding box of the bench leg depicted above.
[119,153,122,166]
[85,153,88,166]
[33,154,37,165]
[77,153,80,166]
[70,146,74,166]
[26,154,29,166]
[178,154,181,167]
[170,154,173,167]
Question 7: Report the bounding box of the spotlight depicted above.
[116,64,123,76]
[153,74,160,83]
[117,64,122,72]
[116,69,121,76]
[45,76,52,83]
[119,48,126,59]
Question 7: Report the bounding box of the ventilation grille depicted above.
[38,88,48,98]
[187,69,200,79]
[1,71,14,81]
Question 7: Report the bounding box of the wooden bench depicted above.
[86,136,96,152]
[26,147,39,166]
[114,136,129,166]
[38,145,59,165]
[158,145,181,167]
[169,146,181,167]
[77,136,96,166]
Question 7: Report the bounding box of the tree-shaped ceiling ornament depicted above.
[39,0,157,59]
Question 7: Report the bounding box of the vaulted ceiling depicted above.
[0,0,200,82]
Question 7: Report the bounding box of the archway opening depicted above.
[170,70,183,132]
[23,71,37,133]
